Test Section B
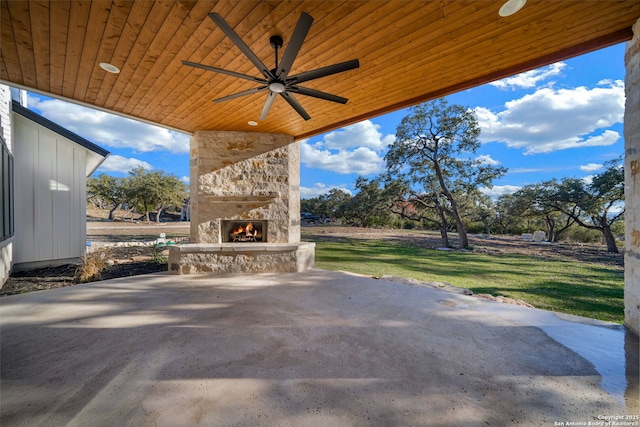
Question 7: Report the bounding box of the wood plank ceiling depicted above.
[1,1,639,141]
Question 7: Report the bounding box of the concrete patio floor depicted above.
[1,269,638,426]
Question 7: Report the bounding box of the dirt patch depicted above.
[1,245,168,297]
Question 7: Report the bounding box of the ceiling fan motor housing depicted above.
[270,35,283,50]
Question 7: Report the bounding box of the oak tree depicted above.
[385,99,506,248]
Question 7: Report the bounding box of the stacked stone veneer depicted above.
[169,130,314,275]
[189,131,300,244]
[625,18,640,336]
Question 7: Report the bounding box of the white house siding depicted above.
[13,114,88,266]
[0,242,11,286]
[0,85,11,149]
[0,84,13,286]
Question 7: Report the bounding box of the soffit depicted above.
[1,1,638,140]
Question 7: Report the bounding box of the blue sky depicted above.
[23,43,626,200]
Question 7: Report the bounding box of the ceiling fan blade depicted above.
[280,92,311,121]
[288,86,348,104]
[276,12,313,79]
[288,59,360,85]
[259,91,278,120]
[182,61,267,83]
[208,13,274,80]
[214,86,268,103]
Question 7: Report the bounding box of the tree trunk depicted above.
[444,196,468,248]
[545,215,555,242]
[156,206,164,223]
[122,207,135,221]
[439,226,449,247]
[143,202,150,222]
[436,205,450,248]
[601,222,619,253]
[455,220,468,248]
[482,219,491,236]
[108,203,121,221]
[433,161,468,248]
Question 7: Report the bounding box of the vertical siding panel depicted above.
[54,139,72,258]
[13,111,102,265]
[13,119,37,263]
[36,130,55,261]
[78,147,87,257]
[68,145,78,258]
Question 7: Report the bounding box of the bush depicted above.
[149,245,169,264]
[465,221,486,234]
[75,249,109,283]
[562,227,602,244]
[402,220,416,229]
[363,215,390,228]
[391,218,416,229]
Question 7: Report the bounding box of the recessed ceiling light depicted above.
[99,62,120,74]
[248,121,258,126]
[499,0,526,17]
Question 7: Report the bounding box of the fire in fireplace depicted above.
[222,220,267,243]
[231,222,260,242]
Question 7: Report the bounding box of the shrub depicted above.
[149,245,168,264]
[560,225,603,244]
[75,249,109,283]
[400,220,414,229]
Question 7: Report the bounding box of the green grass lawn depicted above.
[312,239,624,323]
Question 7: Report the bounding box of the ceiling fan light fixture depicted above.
[499,0,526,17]
[268,82,286,93]
[99,62,120,74]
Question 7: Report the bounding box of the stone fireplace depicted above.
[168,131,314,275]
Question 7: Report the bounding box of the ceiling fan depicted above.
[182,12,359,121]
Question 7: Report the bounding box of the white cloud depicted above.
[97,155,153,174]
[321,120,395,150]
[476,154,500,166]
[180,176,190,184]
[27,95,190,153]
[300,183,353,199]
[490,62,566,90]
[579,163,603,172]
[479,185,522,197]
[300,120,392,175]
[301,143,384,175]
[476,80,624,154]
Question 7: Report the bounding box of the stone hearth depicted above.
[168,131,314,275]
[168,243,315,275]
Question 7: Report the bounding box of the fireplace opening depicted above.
[222,220,267,243]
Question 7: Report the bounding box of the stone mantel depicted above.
[202,193,280,203]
